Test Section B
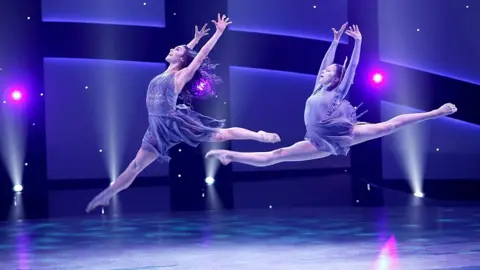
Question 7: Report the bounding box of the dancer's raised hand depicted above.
[212,13,232,33]
[194,23,210,39]
[345,25,362,41]
[332,22,348,42]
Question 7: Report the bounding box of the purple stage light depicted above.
[11,90,23,101]
[372,73,384,84]
[192,79,214,98]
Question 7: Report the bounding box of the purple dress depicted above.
[141,72,225,162]
[304,39,365,156]
[304,87,364,156]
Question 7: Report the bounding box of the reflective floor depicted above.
[1,206,480,270]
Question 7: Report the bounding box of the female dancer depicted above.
[86,14,280,212]
[206,23,457,167]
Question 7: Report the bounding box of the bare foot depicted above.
[258,131,281,143]
[435,103,457,117]
[205,150,232,165]
[85,188,115,213]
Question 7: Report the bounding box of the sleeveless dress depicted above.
[141,72,225,162]
[304,87,366,156]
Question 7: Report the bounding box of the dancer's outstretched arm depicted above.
[176,14,231,91]
[336,25,362,100]
[315,23,347,88]
[186,23,210,50]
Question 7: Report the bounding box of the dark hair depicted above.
[326,64,345,91]
[178,45,222,106]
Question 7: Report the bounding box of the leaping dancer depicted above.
[86,14,280,213]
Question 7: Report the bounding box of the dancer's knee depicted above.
[264,148,286,165]
[241,148,284,167]
[366,121,396,137]
[211,129,229,142]
[271,148,285,157]
[127,159,144,175]
[354,122,396,145]
[381,121,396,135]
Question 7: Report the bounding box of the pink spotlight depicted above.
[373,73,383,84]
[11,90,23,101]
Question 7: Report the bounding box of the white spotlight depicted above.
[413,191,424,198]
[13,185,23,192]
[205,176,215,185]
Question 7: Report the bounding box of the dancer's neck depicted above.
[165,63,182,74]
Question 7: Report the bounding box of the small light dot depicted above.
[367,184,370,190]
[224,102,227,105]
[313,5,316,8]
[178,149,182,152]
[2,101,6,104]
[40,93,43,96]
[354,106,357,110]
[356,200,359,203]
[178,174,181,177]
[215,95,218,98]
[466,5,469,8]
[417,28,420,32]
[32,123,35,126]
[173,12,176,16]
[0,68,2,71]
[436,148,439,151]
[269,205,272,209]
[85,86,88,89]
[143,2,146,5]
[202,193,205,197]
[99,149,103,152]
[24,163,28,166]
[27,17,31,20]
[344,169,348,172]
[101,208,105,214]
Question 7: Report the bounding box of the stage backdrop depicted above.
[227,0,348,42]
[41,0,167,180]
[44,58,168,180]
[379,0,480,179]
[381,101,480,179]
[42,0,165,27]
[378,0,479,85]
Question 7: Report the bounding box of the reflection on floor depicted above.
[1,206,480,269]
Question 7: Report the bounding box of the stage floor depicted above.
[1,206,480,270]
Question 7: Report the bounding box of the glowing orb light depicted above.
[11,90,23,101]
[372,73,384,84]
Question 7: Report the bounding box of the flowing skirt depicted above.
[305,100,366,156]
[141,105,225,162]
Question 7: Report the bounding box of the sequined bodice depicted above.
[146,72,177,115]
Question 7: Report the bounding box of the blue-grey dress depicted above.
[141,72,225,162]
[304,87,365,156]
[304,39,366,156]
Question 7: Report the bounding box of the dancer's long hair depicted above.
[178,45,222,106]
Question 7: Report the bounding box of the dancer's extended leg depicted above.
[352,103,457,145]
[206,141,330,167]
[85,148,157,212]
[210,127,280,143]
